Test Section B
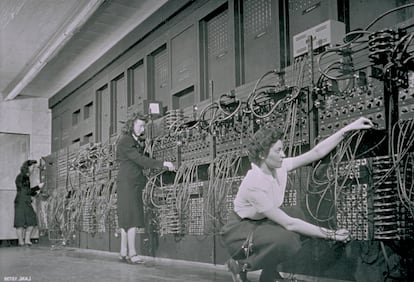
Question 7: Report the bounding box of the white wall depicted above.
[0,97,51,239]
[0,97,51,159]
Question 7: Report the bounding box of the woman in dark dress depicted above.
[221,117,373,282]
[116,112,175,264]
[14,160,44,246]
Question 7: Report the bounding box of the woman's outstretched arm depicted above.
[287,117,374,171]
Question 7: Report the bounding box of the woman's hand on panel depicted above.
[163,161,176,171]
[328,228,351,243]
[344,117,374,132]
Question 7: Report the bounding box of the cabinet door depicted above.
[243,0,279,83]
[98,86,110,142]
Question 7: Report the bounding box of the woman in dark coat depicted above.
[116,112,175,264]
[14,160,44,246]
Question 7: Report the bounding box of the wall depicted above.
[0,97,51,158]
[0,97,51,239]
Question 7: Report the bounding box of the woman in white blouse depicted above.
[221,117,373,282]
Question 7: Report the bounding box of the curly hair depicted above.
[20,160,37,175]
[248,127,284,166]
[121,112,147,135]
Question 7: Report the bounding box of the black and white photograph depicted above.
[0,0,413,281]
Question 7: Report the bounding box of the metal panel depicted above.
[172,87,195,110]
[60,111,71,149]
[153,46,170,111]
[243,0,279,83]
[206,7,234,97]
[114,74,127,135]
[156,234,215,264]
[130,61,146,107]
[99,86,111,143]
[52,115,62,152]
[87,231,110,251]
[348,0,413,31]
[171,25,196,93]
[288,0,339,36]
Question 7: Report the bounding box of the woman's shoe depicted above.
[226,258,251,282]
[260,268,284,282]
[127,254,145,264]
[25,242,32,246]
[119,254,128,263]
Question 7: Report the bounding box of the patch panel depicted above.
[334,158,372,240]
[159,202,182,235]
[188,197,204,235]
[152,135,179,162]
[264,114,310,147]
[258,90,310,147]
[185,182,205,195]
[336,183,370,240]
[336,158,369,178]
[398,70,414,121]
[372,155,414,240]
[318,72,386,138]
[215,119,253,157]
[223,177,244,221]
[283,188,298,207]
[180,130,210,163]
[106,202,119,231]
[333,155,414,240]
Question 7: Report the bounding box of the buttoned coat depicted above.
[116,134,164,229]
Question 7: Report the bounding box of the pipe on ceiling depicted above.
[4,0,105,101]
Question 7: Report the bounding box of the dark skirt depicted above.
[220,207,304,271]
[14,201,38,228]
[116,183,145,230]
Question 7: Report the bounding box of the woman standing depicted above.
[116,112,175,264]
[221,117,373,282]
[14,160,44,246]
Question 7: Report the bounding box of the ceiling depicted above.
[0,0,168,101]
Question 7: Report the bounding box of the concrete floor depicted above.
[0,244,248,282]
[0,244,354,282]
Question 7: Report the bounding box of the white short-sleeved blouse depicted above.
[234,158,293,220]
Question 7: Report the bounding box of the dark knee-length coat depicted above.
[116,134,165,230]
[14,174,40,228]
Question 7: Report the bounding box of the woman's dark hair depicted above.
[20,160,37,175]
[248,127,284,165]
[121,112,147,135]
